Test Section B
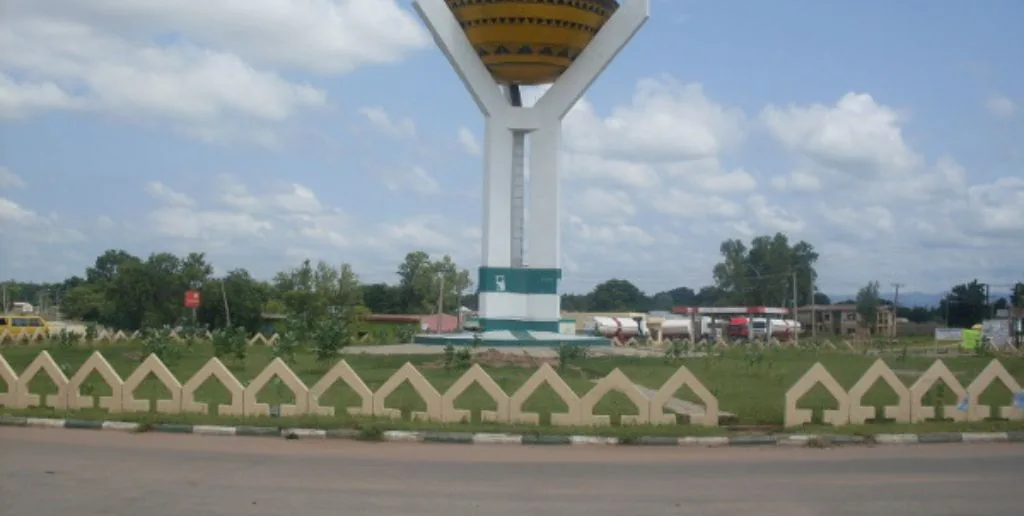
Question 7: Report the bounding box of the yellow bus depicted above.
[0,314,50,338]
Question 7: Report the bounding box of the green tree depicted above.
[940,280,988,328]
[362,283,403,314]
[589,279,647,312]
[855,281,881,333]
[712,233,819,307]
[395,251,471,314]
[197,269,270,333]
[59,283,107,321]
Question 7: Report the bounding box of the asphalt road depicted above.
[1,428,1021,516]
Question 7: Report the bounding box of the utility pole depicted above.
[808,281,817,339]
[1,283,7,313]
[891,283,904,338]
[436,273,445,334]
[220,279,232,328]
[984,283,991,319]
[792,272,799,347]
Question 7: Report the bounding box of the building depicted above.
[796,304,895,337]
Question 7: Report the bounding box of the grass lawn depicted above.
[2,341,1023,437]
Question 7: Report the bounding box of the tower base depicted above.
[413,330,609,348]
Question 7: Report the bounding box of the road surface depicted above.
[1,427,1021,515]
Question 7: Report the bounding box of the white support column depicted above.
[412,0,506,117]
[526,123,560,271]
[481,118,514,269]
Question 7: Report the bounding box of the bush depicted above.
[211,326,248,363]
[140,328,182,364]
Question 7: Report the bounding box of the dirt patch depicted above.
[421,348,559,369]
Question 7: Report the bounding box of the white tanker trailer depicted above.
[749,318,802,339]
[590,316,648,338]
[590,316,713,339]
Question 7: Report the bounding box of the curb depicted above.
[3,416,1022,447]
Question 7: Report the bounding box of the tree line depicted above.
[3,233,1021,332]
[2,249,471,334]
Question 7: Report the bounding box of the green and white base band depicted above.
[3,416,1022,447]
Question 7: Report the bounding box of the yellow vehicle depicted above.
[0,314,50,338]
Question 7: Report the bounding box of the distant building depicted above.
[796,304,895,337]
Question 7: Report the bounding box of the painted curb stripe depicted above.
[65,419,104,430]
[777,435,816,446]
[830,435,867,445]
[634,436,679,446]
[875,433,920,445]
[472,433,523,445]
[151,423,195,434]
[679,436,729,447]
[26,418,66,428]
[961,432,1008,443]
[0,416,28,426]
[916,432,963,444]
[383,430,423,442]
[101,421,139,432]
[3,417,1021,448]
[423,432,475,444]
[284,428,327,439]
[325,428,361,439]
[570,435,619,445]
[193,425,237,436]
[236,426,281,437]
[522,435,572,445]
[728,435,778,446]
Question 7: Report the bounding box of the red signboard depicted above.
[184,290,201,309]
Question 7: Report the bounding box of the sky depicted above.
[1,0,1022,297]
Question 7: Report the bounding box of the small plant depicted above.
[310,316,356,364]
[55,328,82,350]
[84,323,98,342]
[453,346,473,370]
[211,326,248,363]
[557,342,588,373]
[664,339,690,363]
[356,425,384,441]
[744,345,766,369]
[271,329,302,365]
[176,322,206,350]
[442,344,456,369]
[140,328,182,364]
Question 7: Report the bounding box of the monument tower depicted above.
[413,0,649,345]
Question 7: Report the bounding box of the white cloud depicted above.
[761,93,921,178]
[572,187,637,221]
[985,94,1016,119]
[564,76,746,162]
[0,167,28,189]
[1,1,428,144]
[273,184,323,213]
[383,166,440,196]
[0,197,85,244]
[145,181,196,207]
[23,0,430,75]
[360,107,416,139]
[457,127,481,156]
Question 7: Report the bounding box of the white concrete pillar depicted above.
[481,118,514,268]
